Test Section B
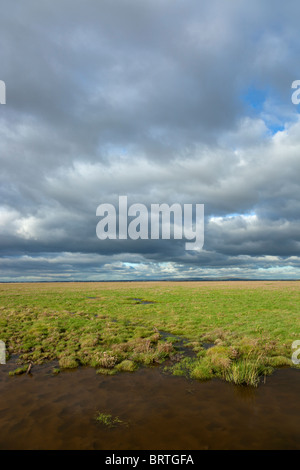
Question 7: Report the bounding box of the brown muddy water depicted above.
[0,359,299,450]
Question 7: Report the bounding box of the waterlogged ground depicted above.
[0,359,299,450]
[0,281,299,449]
[0,281,299,386]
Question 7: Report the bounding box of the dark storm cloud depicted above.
[1,0,300,280]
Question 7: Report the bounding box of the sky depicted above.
[0,0,300,281]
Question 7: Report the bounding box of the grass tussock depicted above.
[8,365,29,376]
[222,354,271,387]
[115,359,137,372]
[95,412,124,428]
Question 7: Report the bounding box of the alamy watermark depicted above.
[96,196,204,251]
[0,341,5,364]
[291,80,300,105]
[0,80,6,104]
[292,340,300,365]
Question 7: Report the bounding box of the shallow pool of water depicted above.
[0,360,299,450]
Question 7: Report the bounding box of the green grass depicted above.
[0,281,299,386]
[95,412,123,427]
[8,365,29,376]
[222,353,274,387]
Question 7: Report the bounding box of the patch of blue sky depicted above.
[241,85,286,135]
[220,211,255,218]
[123,262,137,268]
[242,86,267,113]
[265,122,285,134]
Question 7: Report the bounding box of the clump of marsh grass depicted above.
[167,357,195,378]
[265,355,292,368]
[223,353,268,387]
[8,365,28,376]
[206,345,233,370]
[190,358,214,381]
[58,355,78,369]
[96,367,117,375]
[115,359,137,372]
[95,412,123,428]
[88,351,118,369]
[169,347,272,387]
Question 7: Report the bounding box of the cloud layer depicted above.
[1,0,300,280]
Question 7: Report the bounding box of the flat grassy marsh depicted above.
[0,281,299,386]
